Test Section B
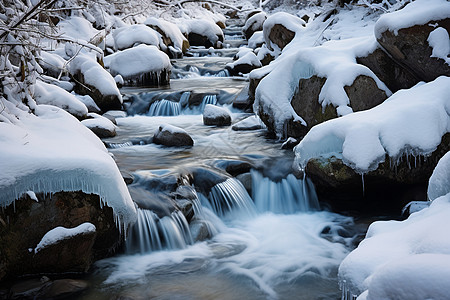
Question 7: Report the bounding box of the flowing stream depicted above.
[80,26,366,300]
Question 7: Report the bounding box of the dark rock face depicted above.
[0,191,121,281]
[8,278,88,300]
[377,18,450,82]
[153,125,194,147]
[287,74,387,138]
[306,133,450,215]
[87,124,116,138]
[188,32,223,49]
[357,47,419,93]
[268,23,296,50]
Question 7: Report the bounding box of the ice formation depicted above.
[428,27,450,65]
[295,77,450,173]
[428,151,450,201]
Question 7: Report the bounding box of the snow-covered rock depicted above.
[180,19,224,49]
[81,113,117,138]
[144,17,190,55]
[338,192,450,300]
[263,12,305,51]
[232,115,265,131]
[374,0,450,82]
[248,31,265,49]
[37,51,66,78]
[243,11,266,40]
[226,52,262,76]
[104,44,171,87]
[112,24,165,51]
[295,77,450,174]
[73,94,101,113]
[153,124,194,147]
[203,104,232,126]
[69,54,123,112]
[34,81,88,118]
[0,105,136,224]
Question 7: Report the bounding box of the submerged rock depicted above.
[153,124,194,147]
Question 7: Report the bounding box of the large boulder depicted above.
[260,74,388,138]
[374,1,450,82]
[263,12,305,51]
[306,133,449,215]
[104,44,171,87]
[112,24,165,51]
[153,124,194,147]
[0,191,122,280]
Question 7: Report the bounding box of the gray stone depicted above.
[153,125,194,147]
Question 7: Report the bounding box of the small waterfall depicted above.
[126,209,193,254]
[148,99,181,116]
[202,178,256,218]
[199,94,218,112]
[251,170,320,214]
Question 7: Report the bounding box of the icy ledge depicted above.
[295,76,450,174]
[0,105,137,227]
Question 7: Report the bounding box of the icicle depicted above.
[361,173,365,196]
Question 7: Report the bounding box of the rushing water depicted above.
[80,33,365,300]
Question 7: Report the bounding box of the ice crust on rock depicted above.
[295,77,450,174]
[0,105,137,226]
[34,222,96,253]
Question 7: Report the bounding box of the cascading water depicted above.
[126,208,193,254]
[201,178,256,218]
[148,99,181,116]
[251,170,320,214]
[199,94,218,112]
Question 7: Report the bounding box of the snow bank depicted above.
[34,81,88,118]
[34,222,96,253]
[69,54,122,102]
[144,17,188,52]
[104,44,171,80]
[428,151,450,201]
[0,105,136,226]
[57,16,101,41]
[295,77,450,173]
[112,24,164,51]
[339,193,450,299]
[374,0,450,39]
